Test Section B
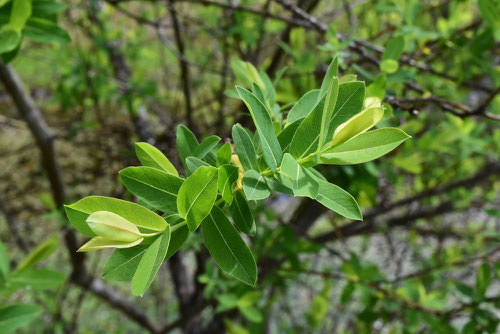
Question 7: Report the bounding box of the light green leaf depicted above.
[65,196,168,236]
[135,142,178,176]
[318,56,339,98]
[0,304,42,334]
[177,166,218,232]
[217,142,232,167]
[8,268,66,290]
[77,237,144,252]
[242,170,270,200]
[229,191,256,236]
[329,105,384,147]
[9,0,32,32]
[193,135,220,159]
[476,263,492,298]
[131,227,170,296]
[321,128,410,165]
[236,86,282,171]
[380,59,399,74]
[218,164,239,205]
[201,206,257,286]
[23,17,70,44]
[119,166,183,214]
[286,89,319,124]
[280,153,319,199]
[232,124,258,171]
[0,240,9,280]
[239,306,263,323]
[317,77,339,152]
[278,119,301,153]
[0,29,21,54]
[327,81,365,140]
[16,235,58,271]
[103,246,148,281]
[231,60,264,88]
[186,156,210,174]
[176,124,199,168]
[382,36,405,61]
[86,211,149,242]
[315,179,362,220]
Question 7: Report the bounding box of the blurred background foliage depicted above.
[0,0,499,333]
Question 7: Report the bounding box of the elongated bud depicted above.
[86,211,143,242]
[77,236,143,252]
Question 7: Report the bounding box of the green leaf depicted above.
[217,142,232,167]
[16,235,58,271]
[329,105,384,147]
[193,135,220,159]
[380,59,399,74]
[239,306,263,323]
[315,179,362,220]
[9,0,31,32]
[103,246,148,281]
[23,17,70,44]
[381,36,405,61]
[317,77,339,152]
[8,268,65,290]
[0,29,20,54]
[231,60,264,88]
[318,56,339,98]
[177,166,218,232]
[0,304,42,334]
[201,206,257,286]
[164,214,189,259]
[131,227,170,296]
[120,166,184,213]
[0,240,9,280]
[65,196,168,236]
[321,128,410,165]
[232,124,258,171]
[186,156,210,174]
[229,191,256,236]
[78,237,144,252]
[218,164,239,205]
[476,263,491,298]
[176,124,199,168]
[327,81,365,139]
[478,0,499,36]
[236,86,282,171]
[242,170,270,200]
[278,119,302,153]
[280,153,319,199]
[286,89,319,124]
[86,211,147,242]
[135,142,178,176]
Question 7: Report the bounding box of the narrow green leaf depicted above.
[186,156,210,174]
[278,119,302,153]
[65,196,168,236]
[176,124,199,168]
[232,124,258,171]
[131,227,170,296]
[286,89,319,124]
[329,105,384,147]
[0,304,42,334]
[0,240,8,279]
[327,81,365,140]
[120,166,183,214]
[318,56,339,99]
[317,77,339,152]
[476,263,492,298]
[315,179,362,220]
[236,86,282,171]
[229,191,256,236]
[103,246,148,281]
[280,153,319,198]
[8,268,66,291]
[193,135,221,159]
[9,0,32,32]
[177,166,218,232]
[202,206,257,286]
[23,17,70,44]
[16,235,58,271]
[77,237,144,252]
[217,142,232,167]
[321,128,410,165]
[135,142,178,176]
[242,170,270,200]
[381,36,405,61]
[218,164,239,205]
[86,211,145,242]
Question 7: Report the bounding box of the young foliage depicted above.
[65,58,409,294]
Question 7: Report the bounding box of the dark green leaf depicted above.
[242,170,270,200]
[232,124,258,171]
[229,191,256,236]
[176,124,199,168]
[0,304,42,334]
[218,164,239,204]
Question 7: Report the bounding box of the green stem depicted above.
[170,220,187,232]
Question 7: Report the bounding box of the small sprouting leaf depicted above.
[321,128,410,165]
[193,135,221,159]
[382,36,405,62]
[16,235,58,271]
[176,124,199,168]
[229,191,256,236]
[329,105,384,147]
[86,211,146,242]
[201,206,257,286]
[131,227,171,296]
[237,86,282,171]
[135,142,178,176]
[280,153,319,199]
[232,124,259,171]
[7,268,66,291]
[186,157,210,174]
[103,246,148,281]
[120,166,184,214]
[217,142,232,167]
[242,170,270,200]
[318,56,339,99]
[327,81,365,140]
[286,89,319,124]
[177,166,218,232]
[65,196,168,237]
[315,179,362,220]
[77,237,144,252]
[218,164,239,205]
[0,304,42,334]
[380,59,399,74]
[317,76,339,151]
